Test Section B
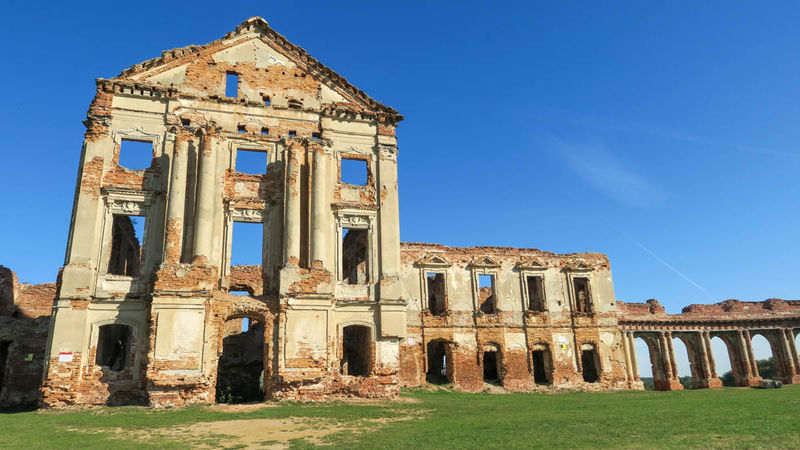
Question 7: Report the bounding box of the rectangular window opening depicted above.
[478,274,496,314]
[231,221,264,267]
[118,139,153,171]
[95,324,131,372]
[426,272,446,316]
[288,130,297,137]
[261,127,269,136]
[237,124,246,133]
[527,275,545,312]
[226,72,239,98]
[181,118,191,127]
[341,228,368,285]
[573,277,592,313]
[340,158,368,186]
[263,95,271,106]
[236,149,268,175]
[312,132,321,140]
[241,317,250,332]
[108,215,145,276]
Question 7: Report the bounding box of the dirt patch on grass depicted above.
[68,413,423,448]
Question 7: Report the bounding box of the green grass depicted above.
[2,385,799,448]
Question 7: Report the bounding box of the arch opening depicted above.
[580,343,600,383]
[711,336,736,386]
[671,337,694,388]
[482,344,502,383]
[635,337,656,390]
[531,345,552,385]
[426,339,450,384]
[216,317,265,403]
[750,333,777,380]
[341,325,371,376]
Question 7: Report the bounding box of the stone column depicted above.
[310,145,328,268]
[628,333,640,381]
[284,142,302,266]
[788,329,800,373]
[779,329,799,383]
[736,330,757,386]
[622,331,634,382]
[743,330,759,376]
[164,131,188,264]
[659,332,673,379]
[704,332,718,376]
[192,130,217,263]
[666,331,679,380]
[696,333,711,379]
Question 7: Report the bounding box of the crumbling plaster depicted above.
[0,17,795,409]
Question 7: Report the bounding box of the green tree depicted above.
[719,358,776,386]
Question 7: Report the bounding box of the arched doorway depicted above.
[671,337,693,388]
[635,337,656,390]
[426,339,450,384]
[751,333,778,380]
[216,316,265,403]
[482,343,502,384]
[580,343,600,383]
[341,325,372,376]
[530,344,552,385]
[710,336,735,386]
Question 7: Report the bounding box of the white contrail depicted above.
[622,232,713,299]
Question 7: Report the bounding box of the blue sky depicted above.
[1,2,798,372]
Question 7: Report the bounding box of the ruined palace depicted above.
[1,17,799,408]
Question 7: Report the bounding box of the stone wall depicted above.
[0,266,55,408]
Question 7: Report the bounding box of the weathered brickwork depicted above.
[619,299,800,390]
[0,266,55,407]
[398,243,628,391]
[1,17,797,408]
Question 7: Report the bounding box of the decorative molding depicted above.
[468,256,500,269]
[230,207,265,223]
[415,253,452,268]
[111,126,163,150]
[515,257,548,271]
[563,259,594,272]
[377,143,398,160]
[337,214,371,229]
[338,145,373,158]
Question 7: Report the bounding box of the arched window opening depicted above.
[581,344,600,383]
[95,324,132,372]
[341,325,371,376]
[426,339,449,384]
[216,317,265,403]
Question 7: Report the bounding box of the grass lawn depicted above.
[1,385,799,448]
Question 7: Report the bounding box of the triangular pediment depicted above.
[563,259,593,271]
[115,17,400,119]
[468,256,500,269]
[515,257,547,270]
[415,253,452,268]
